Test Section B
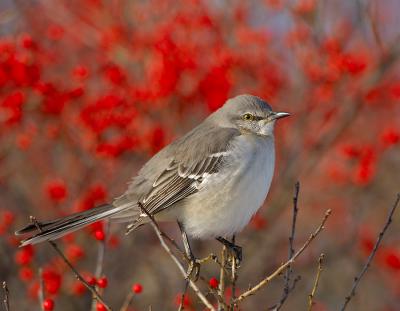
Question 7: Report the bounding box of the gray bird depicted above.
[16,94,289,262]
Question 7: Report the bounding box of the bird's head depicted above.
[215,94,290,137]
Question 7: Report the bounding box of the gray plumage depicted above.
[16,94,289,246]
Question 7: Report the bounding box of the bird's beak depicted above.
[272,112,290,120]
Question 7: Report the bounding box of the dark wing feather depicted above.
[142,154,224,215]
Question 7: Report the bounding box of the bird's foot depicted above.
[228,244,242,266]
[185,257,201,281]
[216,237,243,267]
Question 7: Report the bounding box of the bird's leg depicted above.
[177,221,200,281]
[216,236,242,265]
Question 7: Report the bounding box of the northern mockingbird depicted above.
[16,94,289,262]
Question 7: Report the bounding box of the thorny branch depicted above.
[340,194,400,311]
[234,209,332,304]
[308,253,325,311]
[30,217,112,311]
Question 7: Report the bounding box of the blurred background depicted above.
[0,0,400,310]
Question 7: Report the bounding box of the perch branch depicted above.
[234,209,331,304]
[230,235,238,309]
[340,194,400,311]
[138,204,216,311]
[177,281,189,311]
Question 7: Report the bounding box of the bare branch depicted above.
[91,221,109,311]
[308,253,325,311]
[177,281,189,311]
[30,217,112,311]
[119,292,134,311]
[39,268,45,311]
[234,209,331,304]
[2,281,10,311]
[138,204,216,311]
[268,275,301,311]
[229,235,238,310]
[277,182,300,310]
[340,194,400,311]
[218,245,227,311]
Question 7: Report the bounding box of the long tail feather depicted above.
[16,204,128,246]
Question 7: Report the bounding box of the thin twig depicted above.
[268,275,301,311]
[234,209,331,304]
[2,281,10,311]
[91,221,109,311]
[39,268,45,311]
[308,253,325,311]
[219,245,227,310]
[230,236,238,310]
[277,182,300,310]
[340,194,400,311]
[119,291,134,311]
[30,217,112,311]
[137,204,216,311]
[178,281,189,311]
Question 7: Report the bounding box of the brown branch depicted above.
[91,221,109,311]
[276,182,300,310]
[177,281,189,311]
[119,292,134,311]
[229,236,238,310]
[218,245,227,310]
[308,253,325,311]
[340,194,400,311]
[268,275,301,311]
[234,209,331,304]
[2,281,10,311]
[30,217,112,311]
[137,204,216,311]
[39,268,45,311]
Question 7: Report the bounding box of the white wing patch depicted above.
[141,153,228,215]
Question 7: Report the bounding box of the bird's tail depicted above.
[15,204,127,247]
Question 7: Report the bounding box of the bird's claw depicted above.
[226,244,242,267]
[185,259,201,281]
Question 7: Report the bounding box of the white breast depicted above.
[181,135,275,239]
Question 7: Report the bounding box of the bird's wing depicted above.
[115,125,240,229]
[141,152,226,215]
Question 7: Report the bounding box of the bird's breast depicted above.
[181,135,275,239]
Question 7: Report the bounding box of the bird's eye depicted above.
[242,113,254,121]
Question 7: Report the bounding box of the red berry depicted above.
[72,281,86,296]
[45,179,67,202]
[97,277,108,288]
[3,210,15,225]
[132,283,143,294]
[209,277,219,289]
[15,249,33,265]
[85,275,97,286]
[19,266,34,282]
[94,230,105,241]
[96,303,106,311]
[43,298,54,311]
